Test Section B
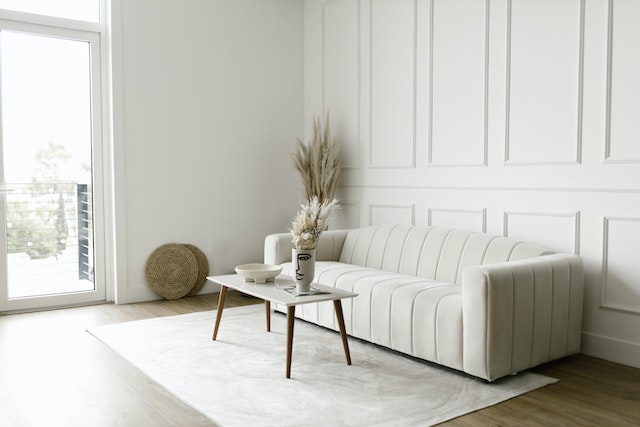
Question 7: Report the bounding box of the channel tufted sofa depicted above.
[264,225,584,381]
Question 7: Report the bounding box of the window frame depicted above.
[0,2,114,311]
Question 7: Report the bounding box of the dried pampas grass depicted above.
[290,196,339,250]
[291,112,341,204]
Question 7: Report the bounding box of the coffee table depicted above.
[207,274,358,378]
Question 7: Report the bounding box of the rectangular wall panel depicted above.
[370,0,415,168]
[506,0,583,164]
[504,211,579,254]
[323,0,360,168]
[429,0,487,166]
[428,208,486,232]
[369,204,414,226]
[606,0,640,162]
[602,217,640,313]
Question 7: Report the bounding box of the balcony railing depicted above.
[4,182,93,283]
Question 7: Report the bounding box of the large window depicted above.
[0,1,109,311]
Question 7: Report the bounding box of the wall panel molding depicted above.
[428,0,488,167]
[427,208,486,232]
[504,0,585,165]
[368,0,417,169]
[601,216,640,315]
[503,211,580,254]
[369,203,415,226]
[332,200,360,229]
[339,183,640,194]
[322,0,361,169]
[306,0,640,368]
[604,0,640,163]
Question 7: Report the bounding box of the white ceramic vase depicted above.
[292,248,315,292]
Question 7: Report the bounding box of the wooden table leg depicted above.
[286,306,296,378]
[265,300,271,332]
[333,300,351,365]
[212,286,228,340]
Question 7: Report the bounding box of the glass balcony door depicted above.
[0,25,105,311]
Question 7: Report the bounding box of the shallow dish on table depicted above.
[235,263,282,284]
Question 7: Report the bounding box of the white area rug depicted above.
[89,305,557,427]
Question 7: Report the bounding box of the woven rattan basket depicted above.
[183,243,209,296]
[145,243,206,299]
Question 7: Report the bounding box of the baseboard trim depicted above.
[118,282,221,304]
[581,332,640,369]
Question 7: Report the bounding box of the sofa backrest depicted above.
[338,225,553,285]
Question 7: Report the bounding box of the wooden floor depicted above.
[1,293,639,426]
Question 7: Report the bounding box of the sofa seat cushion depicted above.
[279,261,464,371]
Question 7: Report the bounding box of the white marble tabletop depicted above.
[207,274,357,306]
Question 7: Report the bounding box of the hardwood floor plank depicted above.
[1,292,639,426]
[440,353,640,426]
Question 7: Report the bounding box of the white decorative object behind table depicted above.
[234,263,281,284]
[208,273,357,378]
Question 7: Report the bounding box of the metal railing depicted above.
[4,182,93,281]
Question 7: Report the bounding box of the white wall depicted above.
[305,0,640,368]
[111,0,303,303]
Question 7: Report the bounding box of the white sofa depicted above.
[264,225,584,381]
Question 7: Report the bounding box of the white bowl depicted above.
[235,263,282,284]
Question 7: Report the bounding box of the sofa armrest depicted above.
[264,229,350,265]
[461,253,583,381]
[264,233,293,265]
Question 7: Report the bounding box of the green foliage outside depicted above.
[5,141,74,260]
